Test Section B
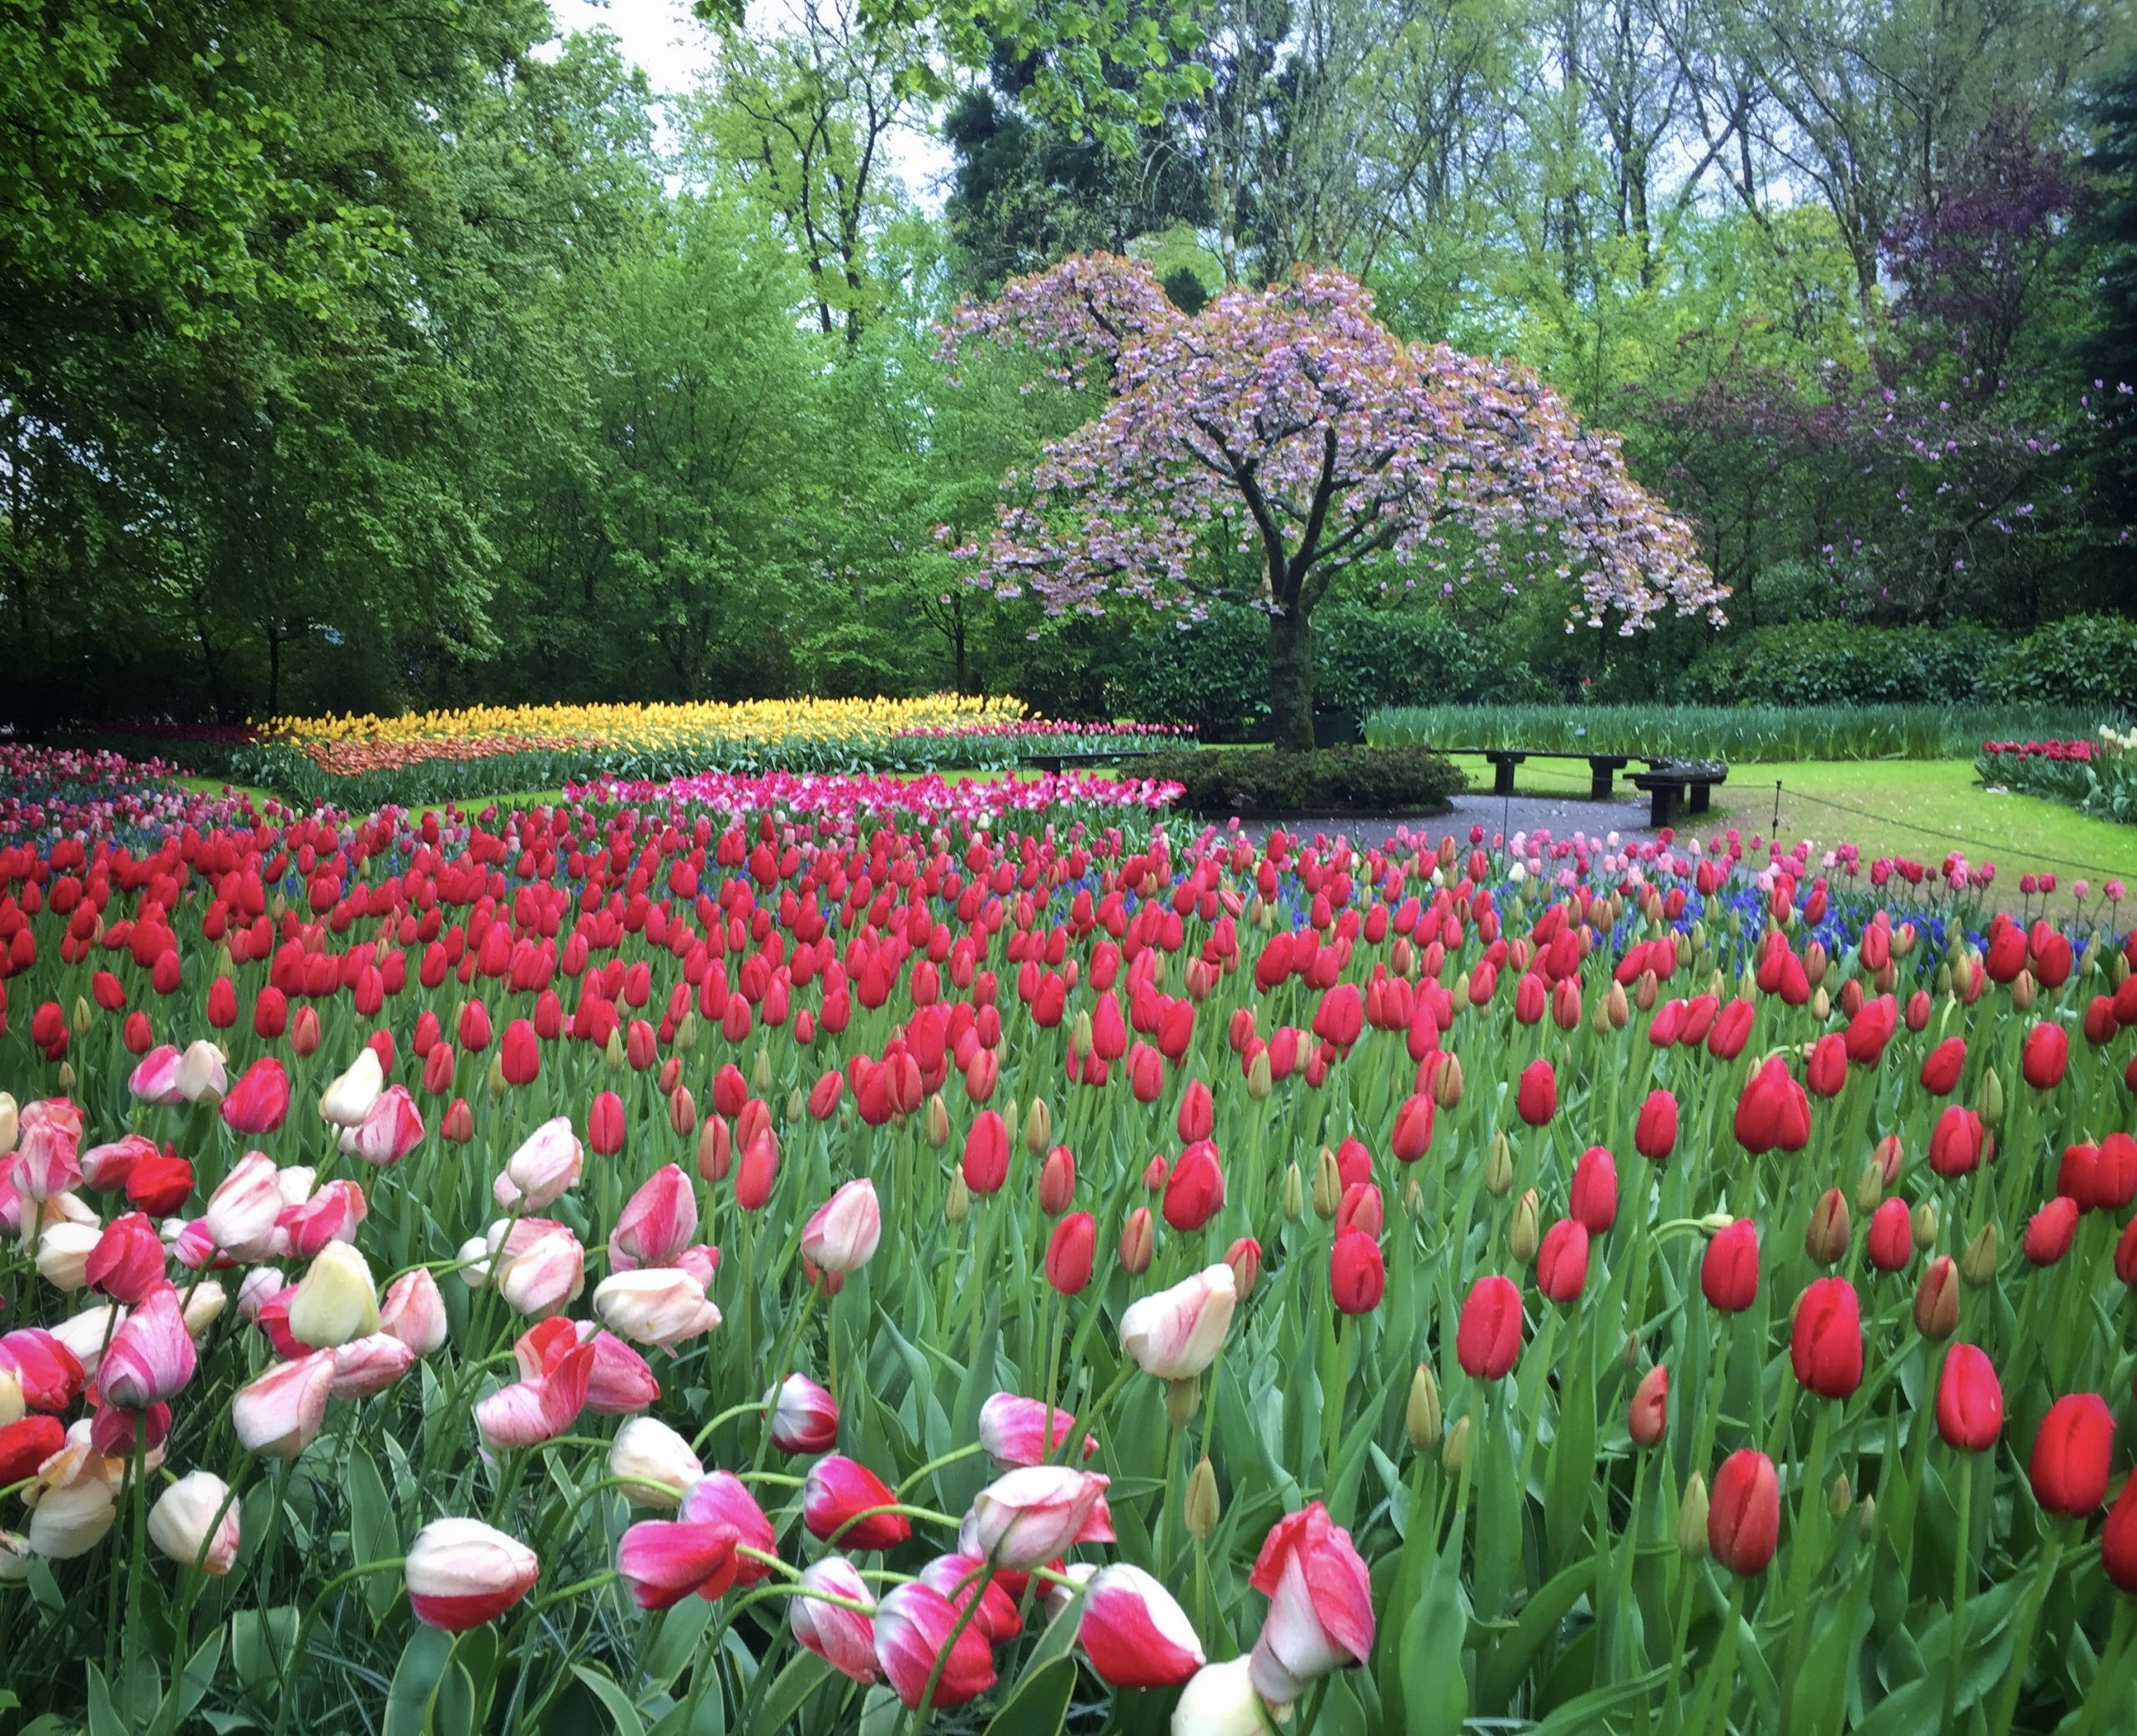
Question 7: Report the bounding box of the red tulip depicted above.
[1536,1219,1589,1304]
[1162,1142,1225,1232]
[1037,1144,1076,1215]
[1390,1093,1435,1163]
[220,1057,290,1134]
[1806,1032,1847,1098]
[1569,1145,1618,1234]
[1629,1365,1668,1446]
[1865,1198,1912,1271]
[2104,1471,2137,1594]
[1516,1059,1557,1127]
[2023,1196,2079,1265]
[588,1090,625,1158]
[1456,1274,1523,1378]
[1176,1079,1214,1143]
[84,1211,166,1304]
[1045,1213,1096,1294]
[1700,1219,1760,1313]
[1079,1563,1205,1688]
[500,1018,540,1086]
[1919,1037,1965,1095]
[2029,1394,2115,1516]
[871,1582,997,1709]
[804,1454,909,1550]
[1330,1230,1385,1314]
[1934,1344,2003,1452]
[1634,1089,1677,1162]
[1927,1106,1985,1177]
[1734,1056,1810,1154]
[1708,1450,1780,1575]
[2020,1021,2068,1090]
[2094,1133,2137,1211]
[617,1515,743,1609]
[962,1111,1008,1194]
[0,1414,66,1485]
[1790,1277,1862,1400]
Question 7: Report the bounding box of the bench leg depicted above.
[1689,783,1712,815]
[1648,787,1677,829]
[1493,761,1517,798]
[1590,763,1614,800]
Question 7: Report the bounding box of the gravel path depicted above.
[1227,789,1666,850]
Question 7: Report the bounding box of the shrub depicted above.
[1680,621,2008,705]
[1982,613,2137,711]
[1134,744,1467,814]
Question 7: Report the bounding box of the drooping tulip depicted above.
[804,1454,909,1551]
[792,1556,879,1682]
[1245,1502,1375,1703]
[1079,1562,1205,1688]
[149,1471,240,1574]
[769,1373,840,1455]
[871,1582,998,1709]
[405,1518,539,1629]
[1119,1264,1236,1380]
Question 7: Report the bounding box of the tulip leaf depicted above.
[1399,1537,1471,1736]
[346,1445,402,1621]
[85,1664,128,1736]
[230,1607,298,1703]
[148,1629,225,1736]
[642,1597,713,1691]
[572,1664,650,1736]
[980,1655,1075,1736]
[750,1654,831,1733]
[1522,1663,1672,1733]
[381,1624,455,1736]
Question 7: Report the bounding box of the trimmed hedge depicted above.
[1678,622,2008,705]
[1135,744,1467,815]
[1982,613,2137,711]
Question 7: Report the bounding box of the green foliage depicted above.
[1982,613,2137,709]
[1133,744,1468,812]
[1367,702,2110,762]
[1679,622,2010,706]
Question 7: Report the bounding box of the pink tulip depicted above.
[514,1320,660,1415]
[99,1286,197,1408]
[493,1228,584,1319]
[1079,1562,1206,1688]
[678,1473,777,1582]
[959,1466,1113,1569]
[476,1340,595,1449]
[592,1269,720,1350]
[78,1133,158,1193]
[872,1582,998,1709]
[220,1058,290,1134]
[378,1269,449,1355]
[330,1334,418,1399]
[1119,1263,1237,1379]
[231,1350,335,1458]
[617,1517,743,1608]
[275,1178,367,1259]
[792,1557,878,1682]
[0,1326,87,1410]
[14,1103,81,1203]
[914,1554,1024,1642]
[1247,1502,1376,1703]
[770,1372,840,1454]
[493,1118,583,1210]
[801,1178,882,1274]
[405,1517,538,1629]
[609,1164,698,1271]
[805,1454,909,1551]
[202,1152,285,1261]
[341,1086,425,1167]
[128,1046,185,1106]
[978,1392,1097,1467]
[83,1212,166,1305]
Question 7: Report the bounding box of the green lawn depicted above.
[1446,754,2132,903]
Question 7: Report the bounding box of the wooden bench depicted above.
[1630,762,1729,828]
[1472,749,1633,801]
[1024,748,1164,775]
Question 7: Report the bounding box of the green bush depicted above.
[1119,603,1545,737]
[1982,613,2137,710]
[1135,744,1468,815]
[1679,621,2008,705]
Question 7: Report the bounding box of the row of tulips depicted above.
[0,785,2134,1734]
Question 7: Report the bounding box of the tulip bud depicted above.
[1432,1054,1463,1108]
[1183,1456,1220,1541]
[1440,1415,1472,1476]
[1676,1472,1710,1560]
[1282,1162,1304,1221]
[944,1174,970,1223]
[1828,1471,1852,1517]
[1604,982,1629,1028]
[1484,1132,1513,1198]
[1119,1207,1154,1275]
[1852,1162,1886,1216]
[1976,1067,2003,1128]
[2011,970,2035,1012]
[925,1095,950,1148]
[1912,1199,1939,1250]
[1811,986,1830,1022]
[1959,1223,1998,1287]
[673,1010,698,1051]
[1023,1098,1052,1155]
[1245,1049,1272,1098]
[1509,1189,1541,1264]
[1857,1494,1877,1538]
[1407,1364,1442,1451]
[1311,1148,1341,1220]
[751,1047,773,1095]
[1165,1376,1200,1430]
[57,1062,76,1094]
[1806,1189,1851,1264]
[1629,1365,1668,1447]
[1913,1256,1961,1338]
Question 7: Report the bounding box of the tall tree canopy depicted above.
[943,254,1723,746]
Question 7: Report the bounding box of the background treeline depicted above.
[5,0,2137,729]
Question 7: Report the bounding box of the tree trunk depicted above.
[1267,605,1316,753]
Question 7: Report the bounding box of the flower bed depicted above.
[1978,727,2137,822]
[0,794,2134,1732]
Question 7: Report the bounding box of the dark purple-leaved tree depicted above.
[941,255,1725,749]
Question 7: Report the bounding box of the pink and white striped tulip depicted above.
[1079,1562,1205,1688]
[202,1153,284,1262]
[378,1269,448,1354]
[801,1178,882,1274]
[405,1517,538,1629]
[959,1466,1113,1569]
[616,1516,742,1608]
[1246,1502,1376,1703]
[592,1269,720,1350]
[769,1373,839,1454]
[872,1582,998,1709]
[493,1118,583,1210]
[99,1287,197,1409]
[1119,1264,1237,1380]
[792,1557,877,1683]
[231,1350,335,1458]
[608,1164,697,1270]
[978,1392,1095,1466]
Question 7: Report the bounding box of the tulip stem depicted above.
[2079,1599,2137,1736]
[909,1560,990,1735]
[690,1398,767,1453]
[268,1557,408,1736]
[1987,1524,2064,1736]
[1942,1452,1973,1733]
[1690,1575,1747,1736]
[896,1441,984,1498]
